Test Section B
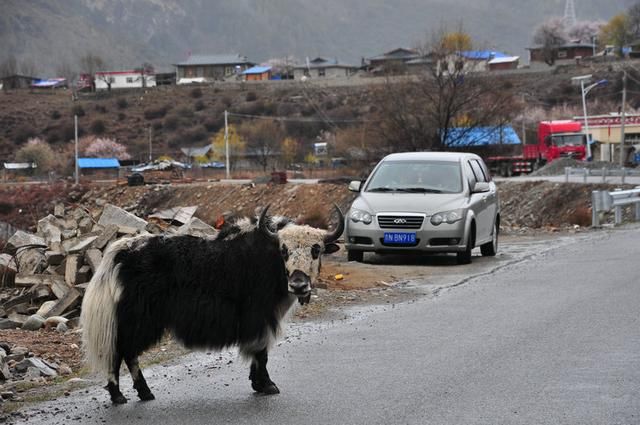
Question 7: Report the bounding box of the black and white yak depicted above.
[80,205,343,404]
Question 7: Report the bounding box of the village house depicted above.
[293,57,358,79]
[242,66,272,81]
[0,74,37,90]
[575,113,640,163]
[527,42,595,68]
[174,54,254,83]
[366,48,421,73]
[94,70,156,91]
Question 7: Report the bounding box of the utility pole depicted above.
[620,70,627,167]
[224,110,230,179]
[74,115,79,185]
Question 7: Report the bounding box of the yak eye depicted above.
[311,244,321,259]
[281,244,289,261]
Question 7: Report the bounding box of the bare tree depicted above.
[19,59,38,77]
[134,62,155,88]
[56,61,78,85]
[628,2,640,39]
[373,28,517,153]
[0,55,18,78]
[239,120,283,172]
[533,17,569,66]
[78,53,106,91]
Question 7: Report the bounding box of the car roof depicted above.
[381,151,479,162]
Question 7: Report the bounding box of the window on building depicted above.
[557,50,567,59]
[318,68,326,77]
[126,77,134,83]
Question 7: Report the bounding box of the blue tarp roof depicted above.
[78,158,120,169]
[459,51,509,60]
[242,66,272,75]
[444,126,521,147]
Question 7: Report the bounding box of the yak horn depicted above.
[323,204,344,244]
[259,204,278,240]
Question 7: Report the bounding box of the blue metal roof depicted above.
[242,66,272,75]
[444,126,521,147]
[78,158,120,169]
[459,51,509,60]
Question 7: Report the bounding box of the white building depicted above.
[293,57,358,80]
[94,70,156,90]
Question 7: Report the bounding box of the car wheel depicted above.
[347,250,364,262]
[480,222,498,257]
[456,231,473,265]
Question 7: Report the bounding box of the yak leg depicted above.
[106,354,127,404]
[249,349,280,395]
[125,356,155,401]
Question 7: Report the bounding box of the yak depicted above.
[80,205,344,404]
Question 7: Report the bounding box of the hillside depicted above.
[1,0,628,75]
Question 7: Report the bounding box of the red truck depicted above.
[486,120,586,177]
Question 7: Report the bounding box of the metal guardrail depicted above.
[565,167,640,183]
[591,187,640,227]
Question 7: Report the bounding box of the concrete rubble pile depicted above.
[0,203,215,331]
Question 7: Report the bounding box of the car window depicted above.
[463,161,477,189]
[470,160,487,183]
[366,160,462,193]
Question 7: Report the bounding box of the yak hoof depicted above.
[138,391,156,401]
[111,394,128,405]
[252,380,280,395]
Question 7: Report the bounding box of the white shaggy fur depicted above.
[80,236,150,376]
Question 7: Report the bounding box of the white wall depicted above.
[95,73,156,90]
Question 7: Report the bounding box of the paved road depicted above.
[16,228,640,424]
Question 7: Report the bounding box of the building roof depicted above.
[444,126,521,147]
[174,54,253,66]
[77,158,120,169]
[3,162,36,170]
[368,48,420,61]
[31,78,67,88]
[488,56,520,65]
[242,66,272,75]
[527,42,595,50]
[293,57,357,69]
[459,51,509,60]
[181,145,212,157]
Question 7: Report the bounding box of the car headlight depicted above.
[430,209,465,226]
[350,209,373,225]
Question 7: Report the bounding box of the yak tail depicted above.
[80,237,132,377]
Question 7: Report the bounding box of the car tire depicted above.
[480,222,498,257]
[347,250,364,262]
[456,231,473,265]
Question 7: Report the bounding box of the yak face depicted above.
[277,225,340,302]
[258,205,344,305]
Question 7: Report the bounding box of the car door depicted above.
[466,159,493,243]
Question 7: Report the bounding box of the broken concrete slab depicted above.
[84,249,102,273]
[54,203,65,218]
[14,274,66,289]
[5,231,46,255]
[149,206,198,225]
[76,265,91,284]
[44,287,81,318]
[35,301,57,318]
[15,248,47,275]
[91,224,118,250]
[37,214,64,245]
[64,255,82,286]
[0,318,22,330]
[45,250,65,266]
[98,204,147,231]
[177,217,218,237]
[14,358,57,377]
[66,235,98,254]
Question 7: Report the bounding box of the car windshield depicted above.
[366,160,462,194]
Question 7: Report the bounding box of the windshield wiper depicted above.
[367,187,397,192]
[395,187,443,193]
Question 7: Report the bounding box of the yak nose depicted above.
[289,270,311,294]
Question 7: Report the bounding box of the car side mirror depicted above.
[472,181,490,193]
[348,180,362,192]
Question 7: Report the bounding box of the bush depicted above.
[71,105,85,117]
[245,91,257,102]
[163,114,181,131]
[14,125,37,145]
[94,104,108,113]
[190,87,203,98]
[15,138,56,172]
[221,96,233,108]
[194,100,206,111]
[50,110,61,120]
[204,116,224,132]
[90,119,106,135]
[117,112,126,121]
[176,106,194,118]
[144,105,170,120]
[152,120,163,131]
[116,98,128,109]
[182,125,208,143]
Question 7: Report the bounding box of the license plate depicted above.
[383,232,416,245]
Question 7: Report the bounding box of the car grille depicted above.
[377,215,424,229]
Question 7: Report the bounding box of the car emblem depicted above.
[394,218,407,224]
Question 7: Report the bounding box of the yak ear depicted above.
[323,243,340,255]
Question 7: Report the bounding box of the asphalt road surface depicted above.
[17,227,640,425]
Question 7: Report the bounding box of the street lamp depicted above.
[571,74,608,161]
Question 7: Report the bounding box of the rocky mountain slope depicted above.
[1,0,628,74]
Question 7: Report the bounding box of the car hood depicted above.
[352,192,468,216]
